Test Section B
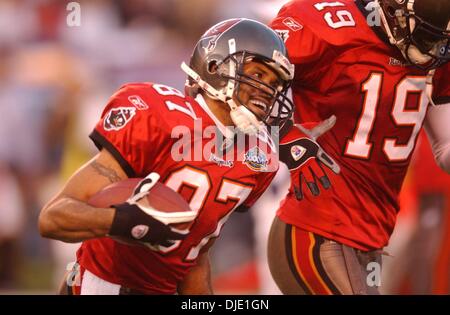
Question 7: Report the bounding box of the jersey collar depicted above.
[195,93,236,140]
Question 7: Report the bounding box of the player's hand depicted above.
[109,173,188,247]
[280,116,340,200]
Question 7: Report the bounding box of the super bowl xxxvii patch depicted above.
[104,107,136,131]
[243,146,268,172]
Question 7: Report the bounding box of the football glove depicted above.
[109,173,189,247]
[280,116,340,200]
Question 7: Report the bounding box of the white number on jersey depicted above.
[152,83,198,120]
[345,73,429,161]
[156,166,253,259]
[314,1,355,29]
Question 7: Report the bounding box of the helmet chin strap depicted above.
[181,39,264,136]
[229,103,263,135]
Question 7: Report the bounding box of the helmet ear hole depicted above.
[207,60,218,74]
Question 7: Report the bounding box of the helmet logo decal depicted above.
[275,29,290,42]
[104,107,136,131]
[203,19,242,37]
[204,36,217,54]
[201,19,242,55]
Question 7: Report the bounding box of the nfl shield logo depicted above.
[291,145,306,161]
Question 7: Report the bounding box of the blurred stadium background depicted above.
[0,0,448,295]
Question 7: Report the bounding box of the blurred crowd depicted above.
[0,0,447,294]
[0,0,287,294]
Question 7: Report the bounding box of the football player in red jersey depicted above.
[38,18,337,295]
[268,0,450,294]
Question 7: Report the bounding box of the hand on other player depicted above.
[280,116,340,200]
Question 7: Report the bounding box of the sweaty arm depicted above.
[39,84,190,245]
[38,148,127,242]
[424,104,450,173]
[178,251,213,295]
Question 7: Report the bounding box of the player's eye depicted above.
[252,72,263,79]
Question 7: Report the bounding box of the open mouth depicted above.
[249,99,269,113]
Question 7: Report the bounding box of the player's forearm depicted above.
[424,104,450,173]
[178,252,213,295]
[39,197,115,242]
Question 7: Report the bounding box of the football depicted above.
[88,178,195,246]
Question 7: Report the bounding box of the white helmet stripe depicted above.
[225,38,237,102]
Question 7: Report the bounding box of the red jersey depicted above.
[77,82,277,293]
[270,0,450,250]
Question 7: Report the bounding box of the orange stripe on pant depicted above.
[290,226,333,295]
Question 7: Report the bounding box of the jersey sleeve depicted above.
[89,83,169,177]
[432,63,450,105]
[269,2,335,83]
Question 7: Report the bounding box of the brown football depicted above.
[88,178,194,246]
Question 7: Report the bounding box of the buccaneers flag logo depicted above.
[104,107,136,131]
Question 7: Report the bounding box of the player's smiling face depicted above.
[234,61,283,121]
